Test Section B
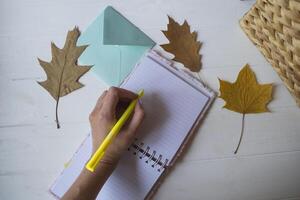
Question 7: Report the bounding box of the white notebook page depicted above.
[121,56,209,161]
[50,54,211,200]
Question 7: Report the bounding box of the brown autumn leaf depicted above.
[161,16,202,72]
[219,64,273,153]
[38,27,92,128]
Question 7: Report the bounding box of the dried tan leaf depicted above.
[38,27,92,128]
[161,16,202,72]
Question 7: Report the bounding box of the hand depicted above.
[89,87,145,169]
[62,87,144,200]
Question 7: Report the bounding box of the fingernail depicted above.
[138,99,142,105]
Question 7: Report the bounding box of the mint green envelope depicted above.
[77,6,155,86]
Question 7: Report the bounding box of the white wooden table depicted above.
[1,0,300,199]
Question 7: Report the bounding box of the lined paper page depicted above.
[51,54,211,200]
[121,55,209,161]
[50,135,162,200]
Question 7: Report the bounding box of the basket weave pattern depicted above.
[240,0,300,106]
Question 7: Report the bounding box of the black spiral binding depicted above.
[128,138,169,172]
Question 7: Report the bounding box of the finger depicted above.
[94,90,107,111]
[101,87,138,116]
[116,101,130,119]
[121,102,145,140]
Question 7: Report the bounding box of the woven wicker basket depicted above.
[240,0,300,106]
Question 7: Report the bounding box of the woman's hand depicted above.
[89,87,145,168]
[62,87,144,200]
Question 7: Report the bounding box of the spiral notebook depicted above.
[50,52,215,199]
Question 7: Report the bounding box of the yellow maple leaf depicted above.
[161,16,202,72]
[219,64,273,114]
[38,27,92,128]
[218,64,273,153]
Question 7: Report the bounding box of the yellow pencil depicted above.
[86,89,144,172]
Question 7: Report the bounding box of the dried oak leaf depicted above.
[38,27,92,129]
[161,16,202,72]
[219,64,273,153]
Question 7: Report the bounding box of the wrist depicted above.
[91,148,122,167]
[87,156,118,177]
[96,159,117,172]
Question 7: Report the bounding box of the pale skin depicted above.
[62,87,145,200]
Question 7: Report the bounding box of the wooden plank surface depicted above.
[0,0,299,199]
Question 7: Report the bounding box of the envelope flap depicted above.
[103,6,155,46]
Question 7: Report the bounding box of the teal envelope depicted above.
[77,6,155,86]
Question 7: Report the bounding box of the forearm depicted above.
[61,161,117,200]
